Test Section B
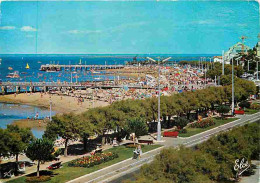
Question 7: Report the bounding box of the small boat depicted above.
[8,67,13,70]
[6,71,20,78]
[21,72,28,74]
[26,63,30,69]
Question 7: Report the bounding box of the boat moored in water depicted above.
[6,71,20,78]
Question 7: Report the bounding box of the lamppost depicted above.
[147,56,171,141]
[222,50,225,75]
[231,57,234,115]
[50,99,52,121]
[257,61,259,81]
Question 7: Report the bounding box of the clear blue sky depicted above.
[0,1,259,54]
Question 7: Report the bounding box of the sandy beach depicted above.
[0,92,110,114]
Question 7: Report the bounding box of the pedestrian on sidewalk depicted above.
[137,145,142,159]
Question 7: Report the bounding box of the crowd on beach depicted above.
[2,64,216,109]
[46,64,215,105]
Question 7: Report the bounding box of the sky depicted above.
[0,1,259,54]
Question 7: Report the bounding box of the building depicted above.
[224,42,251,60]
[213,56,223,63]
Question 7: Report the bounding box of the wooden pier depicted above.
[40,64,125,72]
[0,81,156,94]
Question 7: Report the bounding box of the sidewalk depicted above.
[67,146,164,183]
[5,143,115,182]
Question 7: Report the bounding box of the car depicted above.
[18,160,35,167]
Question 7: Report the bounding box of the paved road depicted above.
[68,112,260,183]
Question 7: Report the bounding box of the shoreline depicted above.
[12,119,47,130]
[0,92,110,114]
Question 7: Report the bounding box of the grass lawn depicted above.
[178,117,238,137]
[244,109,259,114]
[7,145,161,183]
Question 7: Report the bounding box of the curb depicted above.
[182,112,260,139]
[66,146,164,183]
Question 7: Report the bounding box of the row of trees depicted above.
[129,121,260,183]
[206,62,244,79]
[44,78,256,156]
[0,125,57,178]
[0,125,34,163]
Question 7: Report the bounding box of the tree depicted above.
[44,113,81,156]
[175,117,189,129]
[0,128,12,157]
[26,138,54,177]
[6,125,34,162]
[238,101,250,109]
[124,117,148,138]
[216,105,230,118]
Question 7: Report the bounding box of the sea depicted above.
[0,54,217,138]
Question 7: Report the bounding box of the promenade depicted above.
[67,112,260,183]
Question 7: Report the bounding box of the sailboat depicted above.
[26,63,30,69]
[79,59,82,65]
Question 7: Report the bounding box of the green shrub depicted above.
[178,129,187,133]
[175,117,189,129]
[26,176,51,182]
[217,105,230,116]
[239,101,250,109]
[190,118,215,128]
[250,103,260,110]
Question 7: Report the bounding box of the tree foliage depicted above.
[129,121,260,183]
[124,117,148,137]
[26,138,54,177]
[44,113,83,156]
[0,125,34,163]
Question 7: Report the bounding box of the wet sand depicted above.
[0,92,110,114]
[12,119,47,130]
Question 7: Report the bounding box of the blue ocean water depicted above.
[0,54,216,83]
[0,103,55,138]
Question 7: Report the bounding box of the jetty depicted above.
[40,64,125,72]
[0,81,156,94]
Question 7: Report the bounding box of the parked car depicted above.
[18,160,35,167]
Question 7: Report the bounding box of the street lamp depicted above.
[147,56,171,141]
[222,50,225,75]
[231,57,234,115]
[50,100,52,121]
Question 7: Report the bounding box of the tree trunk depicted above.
[187,111,190,120]
[37,160,40,177]
[102,132,105,146]
[64,138,69,157]
[83,137,88,151]
[167,116,171,128]
[16,154,19,163]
